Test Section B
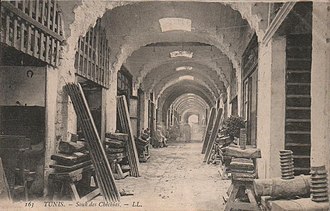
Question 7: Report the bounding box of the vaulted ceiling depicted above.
[58,1,267,123]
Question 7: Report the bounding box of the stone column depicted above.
[236,67,243,117]
[43,66,58,196]
[105,72,118,133]
[310,2,330,189]
[141,92,149,129]
[256,36,286,179]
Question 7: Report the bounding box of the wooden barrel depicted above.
[254,175,311,198]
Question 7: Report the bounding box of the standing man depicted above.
[183,121,191,142]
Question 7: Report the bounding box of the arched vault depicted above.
[58,1,269,80]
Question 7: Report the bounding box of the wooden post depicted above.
[239,128,247,150]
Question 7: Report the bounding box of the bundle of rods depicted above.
[65,83,120,202]
[117,96,140,177]
[204,108,223,163]
[201,107,216,154]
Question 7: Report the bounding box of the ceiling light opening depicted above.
[176,66,193,71]
[179,76,194,81]
[170,50,193,58]
[159,18,192,32]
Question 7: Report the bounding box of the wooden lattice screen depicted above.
[1,0,64,67]
[74,18,110,88]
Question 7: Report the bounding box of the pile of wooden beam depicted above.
[50,140,90,172]
[104,133,131,179]
[49,140,101,201]
[117,96,140,177]
[203,108,223,163]
[65,83,120,202]
[223,146,262,211]
[136,130,151,162]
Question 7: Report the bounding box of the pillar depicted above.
[310,2,330,191]
[43,66,58,196]
[257,36,287,179]
[105,72,117,133]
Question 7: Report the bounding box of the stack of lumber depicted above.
[224,148,261,211]
[65,83,119,202]
[104,133,131,179]
[204,108,223,163]
[117,96,140,177]
[230,158,256,181]
[49,140,102,201]
[50,140,91,172]
[136,130,151,162]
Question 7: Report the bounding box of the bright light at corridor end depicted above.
[179,76,194,81]
[159,18,192,32]
[176,66,193,71]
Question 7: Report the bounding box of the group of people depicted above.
[142,120,192,148]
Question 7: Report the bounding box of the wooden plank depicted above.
[223,146,261,159]
[51,153,90,166]
[39,31,44,60]
[66,83,120,202]
[51,37,55,65]
[33,28,39,57]
[5,14,11,44]
[55,40,60,66]
[47,0,51,28]
[13,17,18,48]
[52,0,57,31]
[26,23,32,55]
[91,27,96,81]
[22,0,26,14]
[201,107,216,154]
[20,21,25,51]
[29,0,33,17]
[45,35,50,63]
[80,188,100,201]
[204,108,223,163]
[0,158,11,201]
[58,141,86,154]
[36,0,40,23]
[2,2,64,42]
[41,0,46,24]
[69,182,80,201]
[50,160,93,172]
[117,96,141,177]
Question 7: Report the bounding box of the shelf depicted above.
[287,70,311,73]
[287,58,311,61]
[293,155,310,159]
[286,131,311,135]
[286,119,310,123]
[287,95,310,98]
[286,107,311,110]
[294,167,310,171]
[286,143,311,147]
[287,82,310,86]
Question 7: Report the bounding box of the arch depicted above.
[155,78,217,105]
[128,42,233,88]
[146,70,223,99]
[58,1,267,80]
[141,60,228,94]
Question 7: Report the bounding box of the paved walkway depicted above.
[113,142,230,211]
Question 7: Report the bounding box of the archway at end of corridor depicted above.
[187,114,205,142]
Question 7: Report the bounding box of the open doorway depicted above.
[0,45,47,200]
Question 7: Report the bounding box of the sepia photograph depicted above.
[0,0,329,210]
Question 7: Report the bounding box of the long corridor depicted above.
[113,143,230,211]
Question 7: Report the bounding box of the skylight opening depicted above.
[179,76,194,81]
[159,18,192,32]
[170,50,193,58]
[176,66,193,71]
